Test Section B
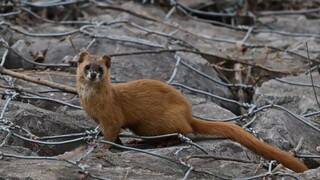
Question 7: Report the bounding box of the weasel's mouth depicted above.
[85,77,100,83]
[85,73,101,82]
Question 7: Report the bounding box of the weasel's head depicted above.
[76,51,111,83]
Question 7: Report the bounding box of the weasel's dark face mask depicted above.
[77,51,111,83]
[83,63,104,83]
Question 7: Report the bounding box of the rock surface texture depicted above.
[0,1,319,179]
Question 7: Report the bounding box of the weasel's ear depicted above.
[102,55,111,69]
[78,51,89,63]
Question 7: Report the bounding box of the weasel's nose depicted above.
[90,72,97,79]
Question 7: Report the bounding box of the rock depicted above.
[0,145,37,156]
[174,52,239,113]
[71,138,263,179]
[0,159,82,179]
[1,100,96,156]
[253,109,319,166]
[85,147,193,179]
[1,0,320,179]
[253,73,320,167]
[12,70,77,111]
[258,16,320,34]
[178,0,215,9]
[188,94,236,120]
[4,40,34,70]
[254,73,320,115]
[44,35,90,64]
[299,166,320,179]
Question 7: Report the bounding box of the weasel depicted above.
[76,51,308,173]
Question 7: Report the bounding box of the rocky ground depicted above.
[0,0,320,179]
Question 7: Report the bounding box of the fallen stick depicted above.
[0,66,78,94]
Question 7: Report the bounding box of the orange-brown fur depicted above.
[76,52,308,173]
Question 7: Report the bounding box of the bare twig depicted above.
[306,42,320,108]
[0,67,77,94]
[68,36,78,53]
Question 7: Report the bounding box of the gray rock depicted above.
[44,35,90,64]
[174,52,239,113]
[13,70,77,111]
[1,100,96,155]
[0,145,37,156]
[253,109,319,165]
[253,73,320,167]
[4,40,34,70]
[258,16,320,34]
[188,94,236,120]
[254,73,320,115]
[1,0,320,179]
[299,166,320,179]
[0,159,83,179]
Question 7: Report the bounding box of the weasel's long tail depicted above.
[191,118,308,173]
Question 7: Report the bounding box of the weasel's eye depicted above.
[98,67,103,73]
[85,65,90,70]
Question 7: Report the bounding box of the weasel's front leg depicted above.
[100,123,121,148]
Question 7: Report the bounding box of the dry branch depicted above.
[0,66,77,94]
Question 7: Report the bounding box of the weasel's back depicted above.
[112,79,193,135]
[113,79,189,107]
[113,79,184,100]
